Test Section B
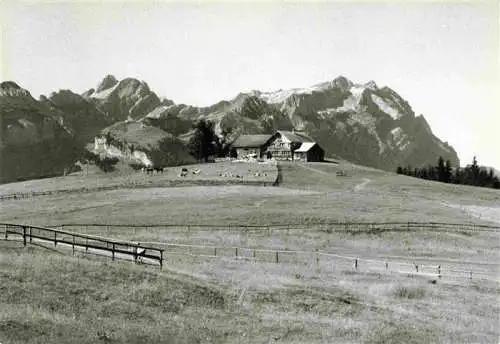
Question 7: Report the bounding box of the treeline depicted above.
[396,156,500,189]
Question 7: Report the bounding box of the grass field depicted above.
[1,160,499,343]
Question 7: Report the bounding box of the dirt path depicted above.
[353,178,371,191]
[296,164,330,175]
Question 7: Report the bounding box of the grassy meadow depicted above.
[1,160,499,343]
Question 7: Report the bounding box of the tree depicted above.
[444,159,453,183]
[396,166,403,174]
[187,119,218,162]
[217,127,233,157]
[437,156,446,182]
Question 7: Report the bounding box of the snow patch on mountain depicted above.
[337,85,366,112]
[260,79,352,104]
[371,94,402,119]
[260,88,312,104]
[91,83,119,99]
[144,105,173,119]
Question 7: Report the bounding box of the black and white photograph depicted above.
[0,0,499,343]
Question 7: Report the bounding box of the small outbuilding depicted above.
[293,142,325,162]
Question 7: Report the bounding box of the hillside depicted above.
[95,121,196,167]
[0,82,81,183]
[0,161,498,343]
[0,242,240,344]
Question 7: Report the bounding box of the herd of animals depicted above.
[138,165,269,179]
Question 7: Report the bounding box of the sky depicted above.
[1,0,499,169]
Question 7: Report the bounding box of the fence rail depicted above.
[1,223,164,269]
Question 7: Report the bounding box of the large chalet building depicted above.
[231,130,325,162]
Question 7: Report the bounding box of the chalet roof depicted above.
[277,130,313,143]
[232,134,275,148]
[294,142,317,153]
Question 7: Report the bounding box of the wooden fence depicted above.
[1,223,164,269]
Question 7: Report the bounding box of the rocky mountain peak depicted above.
[0,81,32,97]
[96,74,118,93]
[363,80,378,90]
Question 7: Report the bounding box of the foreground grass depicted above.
[0,242,249,344]
[1,161,499,343]
[1,237,499,343]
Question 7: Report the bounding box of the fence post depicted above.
[267,226,270,236]
[54,231,57,247]
[4,225,7,240]
[354,257,358,270]
[85,238,88,253]
[112,243,115,261]
[437,265,441,277]
[275,251,279,263]
[22,226,26,247]
[29,227,32,243]
[72,236,75,255]
[235,247,238,258]
[160,250,163,270]
[253,249,256,259]
[407,222,410,231]
[385,262,388,270]
[214,247,217,257]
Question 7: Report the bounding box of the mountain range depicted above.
[0,75,460,183]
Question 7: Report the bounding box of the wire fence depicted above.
[57,221,500,236]
[1,221,497,283]
[0,178,278,202]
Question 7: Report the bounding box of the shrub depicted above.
[367,322,437,344]
[95,156,119,173]
[392,285,426,299]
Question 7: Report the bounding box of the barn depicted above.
[293,142,325,162]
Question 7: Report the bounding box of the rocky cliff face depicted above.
[0,82,80,182]
[40,89,112,144]
[83,75,173,122]
[94,121,195,167]
[261,76,460,170]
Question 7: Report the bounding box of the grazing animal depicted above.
[154,167,164,174]
[179,168,188,177]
